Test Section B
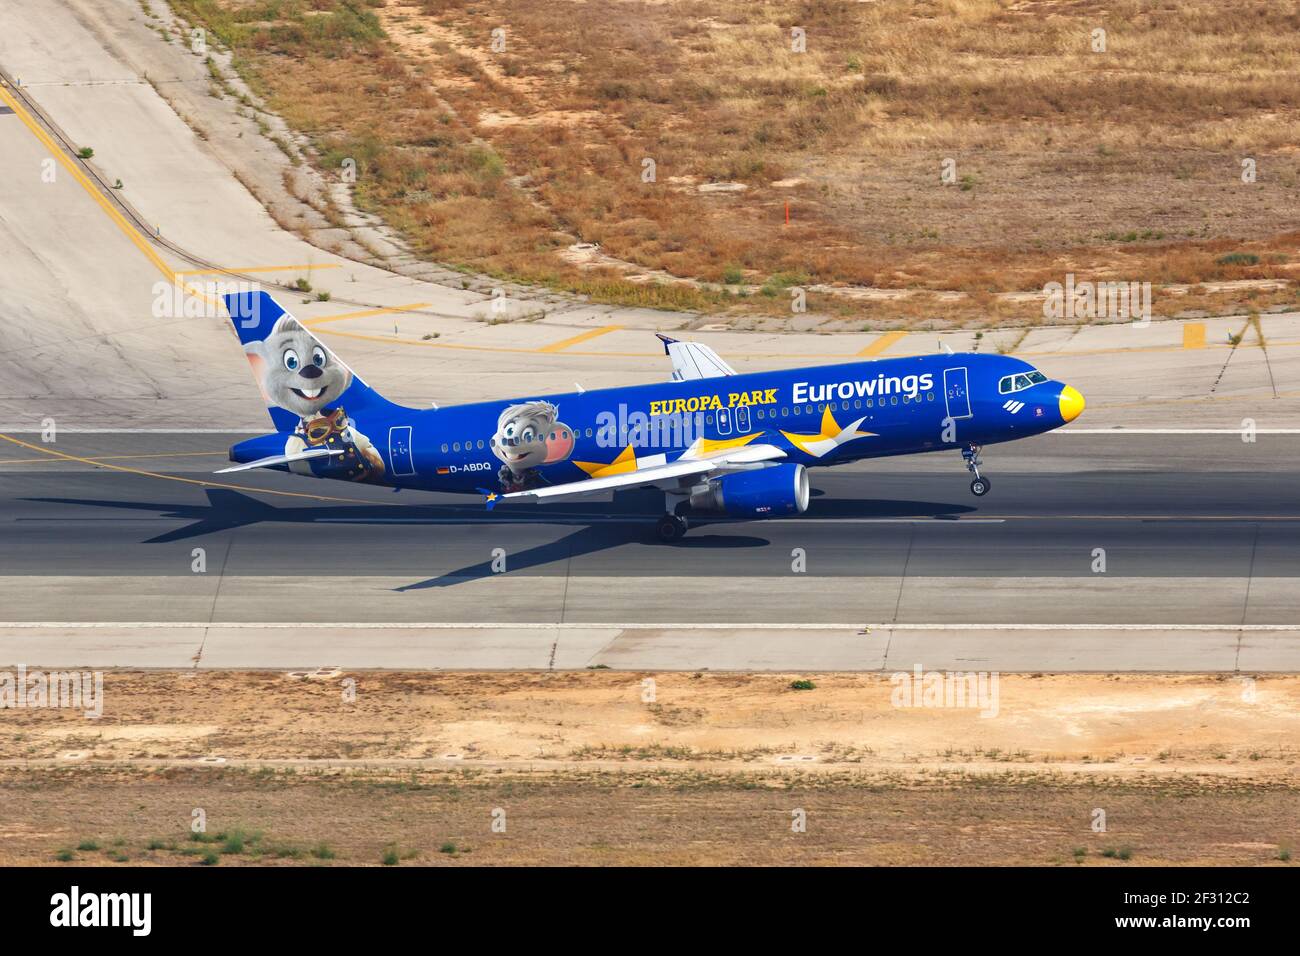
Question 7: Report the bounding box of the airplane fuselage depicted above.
[230,351,1083,496]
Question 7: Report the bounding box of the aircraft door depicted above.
[735,405,751,433]
[716,407,733,435]
[388,425,416,476]
[944,367,972,420]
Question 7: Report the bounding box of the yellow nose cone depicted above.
[1059,385,1085,423]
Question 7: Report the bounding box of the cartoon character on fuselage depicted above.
[490,400,574,492]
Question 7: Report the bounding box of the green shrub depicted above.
[1217,252,1260,266]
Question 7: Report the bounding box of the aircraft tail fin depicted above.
[222,290,402,432]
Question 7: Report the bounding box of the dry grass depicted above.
[169,0,1300,323]
[4,767,1298,865]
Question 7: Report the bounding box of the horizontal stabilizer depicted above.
[215,447,343,474]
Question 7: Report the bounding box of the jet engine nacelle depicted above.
[688,463,810,518]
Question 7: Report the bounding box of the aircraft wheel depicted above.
[970,477,991,497]
[656,514,687,542]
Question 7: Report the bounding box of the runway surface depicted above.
[2,430,1299,674]
[4,430,1300,579]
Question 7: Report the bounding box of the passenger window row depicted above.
[756,393,936,420]
[438,393,938,453]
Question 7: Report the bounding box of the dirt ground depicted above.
[1,671,1296,865]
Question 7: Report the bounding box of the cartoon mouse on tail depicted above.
[244,317,385,483]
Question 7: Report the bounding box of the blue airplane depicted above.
[219,291,1084,541]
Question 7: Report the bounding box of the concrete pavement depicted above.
[0,622,1295,672]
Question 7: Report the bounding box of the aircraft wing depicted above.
[656,333,737,381]
[215,447,343,474]
[489,443,786,505]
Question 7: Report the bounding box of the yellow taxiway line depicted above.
[176,264,342,277]
[0,434,370,505]
[0,82,221,306]
[303,303,432,328]
[310,323,1300,362]
[0,84,171,281]
[0,450,226,465]
[856,331,907,357]
[538,325,623,353]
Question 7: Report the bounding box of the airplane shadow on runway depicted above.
[26,487,975,589]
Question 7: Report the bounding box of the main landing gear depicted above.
[962,444,991,497]
[656,513,689,542]
[656,494,690,542]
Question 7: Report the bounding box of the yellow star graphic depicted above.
[781,407,875,458]
[573,444,638,479]
[690,432,764,457]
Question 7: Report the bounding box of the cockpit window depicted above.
[998,369,1049,394]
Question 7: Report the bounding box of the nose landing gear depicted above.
[962,444,991,497]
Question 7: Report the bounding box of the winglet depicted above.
[655,332,678,355]
[477,487,500,511]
